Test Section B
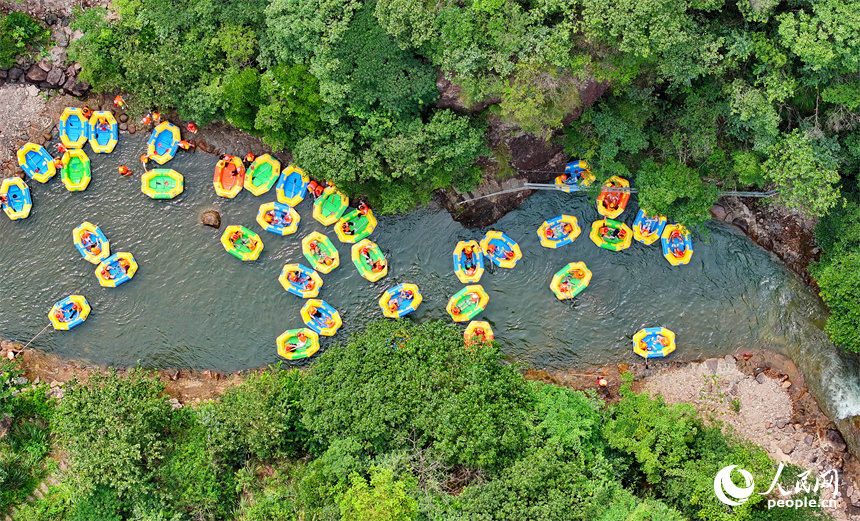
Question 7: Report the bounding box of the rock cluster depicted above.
[0,16,90,97]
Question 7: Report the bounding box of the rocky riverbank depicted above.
[528,349,860,519]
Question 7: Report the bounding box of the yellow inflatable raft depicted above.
[633,327,676,358]
[589,219,633,251]
[141,169,184,199]
[313,187,349,225]
[302,232,339,273]
[95,252,138,288]
[446,285,489,322]
[88,111,118,153]
[279,263,323,298]
[352,239,387,281]
[464,321,494,346]
[244,154,281,196]
[49,295,91,330]
[537,215,580,248]
[661,224,694,266]
[256,202,299,235]
[0,177,32,220]
[301,299,342,337]
[221,225,263,261]
[73,222,110,264]
[277,328,320,360]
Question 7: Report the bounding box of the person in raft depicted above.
[669,230,686,257]
[97,116,109,131]
[244,153,255,164]
[357,202,369,215]
[309,241,333,265]
[371,260,386,273]
[284,331,308,352]
[307,306,334,328]
[599,225,626,241]
[399,288,414,301]
[486,244,515,260]
[462,245,477,275]
[118,258,131,273]
[341,221,355,235]
[118,165,132,176]
[101,267,115,280]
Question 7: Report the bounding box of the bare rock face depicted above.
[201,210,221,229]
[46,66,64,86]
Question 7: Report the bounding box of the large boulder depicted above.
[46,67,65,87]
[8,68,23,81]
[25,65,48,83]
[200,210,221,229]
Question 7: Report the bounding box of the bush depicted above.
[53,369,172,497]
[0,13,50,68]
[635,158,720,230]
[814,249,860,353]
[198,367,307,466]
[339,466,417,521]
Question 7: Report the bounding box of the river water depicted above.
[2,133,860,423]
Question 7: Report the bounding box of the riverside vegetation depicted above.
[2,321,833,520]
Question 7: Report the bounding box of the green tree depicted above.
[222,67,263,132]
[762,129,842,217]
[814,249,860,353]
[778,0,860,75]
[254,63,324,151]
[635,158,719,229]
[339,467,417,521]
[54,370,171,497]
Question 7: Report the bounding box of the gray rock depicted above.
[45,14,58,25]
[70,30,84,42]
[781,380,792,389]
[0,69,7,80]
[48,46,67,65]
[52,28,69,47]
[25,65,48,83]
[70,80,90,97]
[775,418,787,429]
[46,67,64,87]
[119,123,127,131]
[825,429,847,452]
[805,434,814,446]
[201,210,221,229]
[66,62,82,76]
[62,76,76,93]
[710,204,728,220]
[9,67,24,81]
[37,58,53,72]
[779,440,796,454]
[756,373,767,384]
[724,354,736,364]
[704,359,719,374]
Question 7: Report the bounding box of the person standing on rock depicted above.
[113,95,126,109]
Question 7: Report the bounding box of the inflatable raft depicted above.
[632,209,667,245]
[147,122,180,164]
[589,219,632,251]
[352,239,387,281]
[553,160,595,192]
[88,111,118,153]
[633,327,676,358]
[141,169,184,199]
[335,207,377,243]
[17,143,56,183]
[596,176,630,219]
[313,187,349,225]
[73,222,110,263]
[257,202,299,235]
[61,149,91,191]
[480,231,522,269]
[58,108,89,149]
[302,232,339,273]
[464,321,494,346]
[95,252,138,288]
[244,154,281,196]
[277,328,320,360]
[661,224,693,266]
[279,263,323,298]
[49,295,90,330]
[446,285,489,322]
[537,215,580,248]
[213,156,245,198]
[1,177,32,220]
[453,240,484,283]
[379,283,422,318]
[221,225,263,261]
[276,166,309,207]
[301,299,342,336]
[550,262,592,300]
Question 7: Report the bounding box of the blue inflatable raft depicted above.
[16,143,56,183]
[379,283,422,318]
[147,122,180,164]
[632,209,667,245]
[59,108,89,149]
[0,177,32,220]
[276,166,309,206]
[88,111,119,153]
[479,231,522,269]
[453,240,484,283]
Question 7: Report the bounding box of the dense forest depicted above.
[51,0,860,352]
[2,320,831,520]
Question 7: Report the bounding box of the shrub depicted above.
[53,369,172,497]
[339,466,417,521]
[0,13,50,68]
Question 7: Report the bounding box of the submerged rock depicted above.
[200,210,221,229]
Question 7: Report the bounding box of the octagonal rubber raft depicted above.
[464,321,494,346]
[446,285,489,322]
[550,262,592,300]
[661,224,693,266]
[73,222,110,264]
[147,122,180,164]
[277,328,320,360]
[335,207,376,243]
[352,239,387,282]
[49,295,90,330]
[221,225,263,261]
[301,299,342,337]
[276,166,309,206]
[257,202,299,235]
[1,177,32,220]
[480,231,521,269]
[302,232,339,273]
[537,215,580,248]
[633,327,676,358]
[596,176,630,219]
[17,143,55,183]
[88,111,118,153]
[141,169,184,199]
[313,187,349,225]
[379,283,422,318]
[244,154,281,196]
[59,107,89,149]
[632,209,667,245]
[589,219,632,251]
[95,252,138,288]
[279,263,323,298]
[453,240,484,283]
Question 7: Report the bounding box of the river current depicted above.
[1,133,859,423]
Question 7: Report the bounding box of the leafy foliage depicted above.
[636,159,720,230]
[339,466,417,521]
[0,13,51,68]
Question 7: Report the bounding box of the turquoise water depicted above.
[1,133,859,421]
